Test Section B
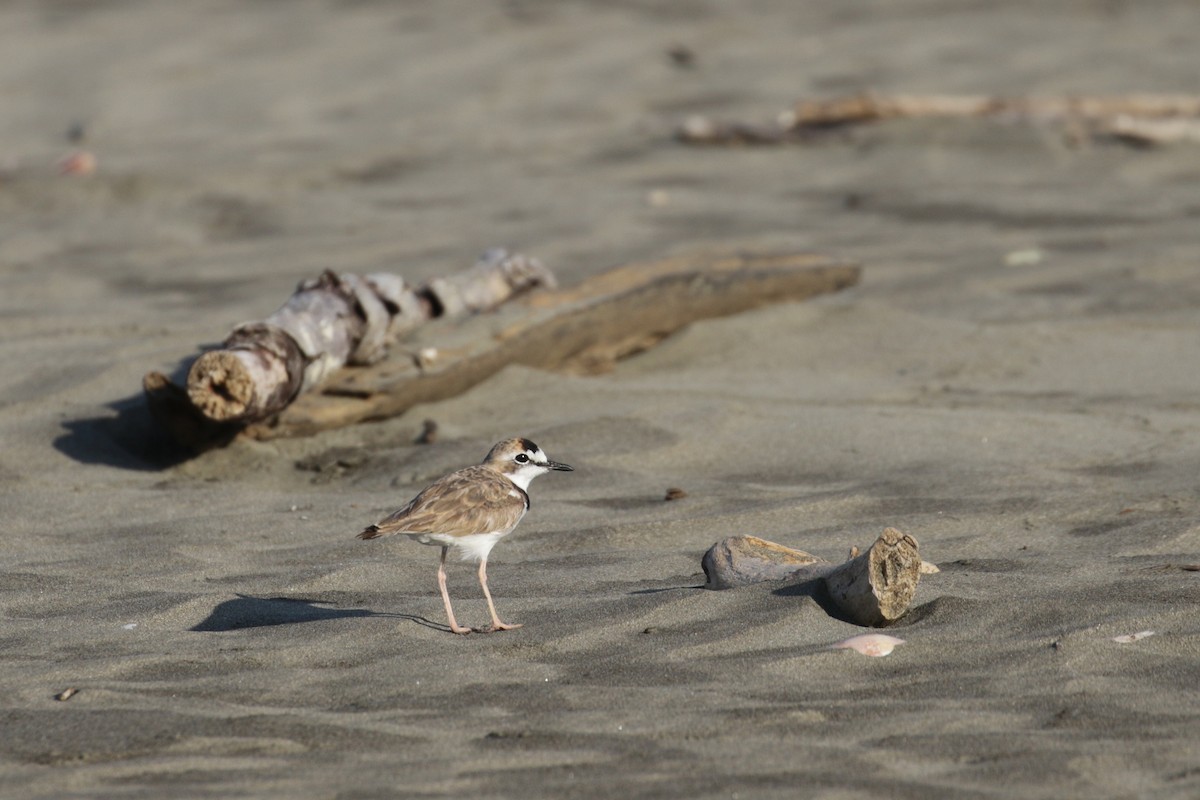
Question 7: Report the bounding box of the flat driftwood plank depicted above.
[246,252,859,441]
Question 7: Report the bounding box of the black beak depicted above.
[546,460,574,472]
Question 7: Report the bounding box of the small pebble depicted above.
[54,688,78,701]
[664,487,688,501]
[66,122,87,144]
[667,44,696,68]
[416,419,439,445]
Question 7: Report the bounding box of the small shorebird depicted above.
[357,438,573,634]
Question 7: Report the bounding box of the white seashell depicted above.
[831,633,906,657]
[1004,248,1044,267]
[1112,630,1155,644]
[645,189,671,208]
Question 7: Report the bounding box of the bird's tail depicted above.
[357,525,385,540]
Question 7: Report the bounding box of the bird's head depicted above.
[484,438,573,489]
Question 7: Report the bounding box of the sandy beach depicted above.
[2,1,1199,797]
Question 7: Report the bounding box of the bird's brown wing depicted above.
[359,466,524,539]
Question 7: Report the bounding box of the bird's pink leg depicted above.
[477,557,521,632]
[438,547,471,635]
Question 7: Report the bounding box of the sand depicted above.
[3,1,1200,797]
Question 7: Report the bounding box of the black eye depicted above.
[515,453,530,463]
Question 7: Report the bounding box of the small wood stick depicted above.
[680,92,1200,146]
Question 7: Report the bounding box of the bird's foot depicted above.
[448,623,473,635]
[477,621,522,633]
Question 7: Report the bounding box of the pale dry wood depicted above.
[145,250,859,450]
[702,528,923,627]
[678,92,1200,146]
[181,250,552,423]
[1102,115,1200,145]
[144,250,553,449]
[822,527,922,626]
[790,92,1200,126]
[244,251,860,441]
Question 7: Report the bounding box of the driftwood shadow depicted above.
[772,578,864,626]
[190,594,445,632]
[54,354,226,470]
[54,390,197,471]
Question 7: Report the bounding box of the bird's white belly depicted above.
[412,531,509,562]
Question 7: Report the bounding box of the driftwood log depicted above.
[144,249,554,449]
[678,92,1200,147]
[186,249,550,423]
[146,250,860,450]
[702,529,924,627]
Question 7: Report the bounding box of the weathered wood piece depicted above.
[146,250,859,450]
[702,535,826,589]
[1105,116,1200,146]
[790,93,1200,127]
[678,92,1200,147]
[144,250,554,449]
[183,249,552,423]
[702,528,923,627]
[240,251,860,441]
[822,528,922,626]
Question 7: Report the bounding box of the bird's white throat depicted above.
[504,462,548,491]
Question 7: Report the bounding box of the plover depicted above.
[357,438,572,634]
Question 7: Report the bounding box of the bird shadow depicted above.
[190,594,448,633]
